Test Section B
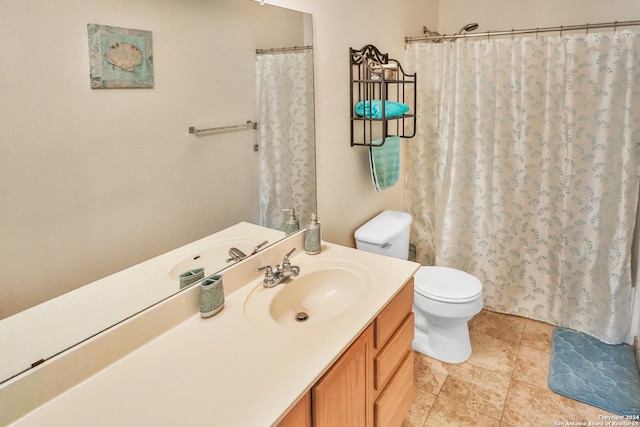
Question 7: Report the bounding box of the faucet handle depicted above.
[257,265,277,288]
[256,265,276,288]
[283,248,296,264]
[256,265,273,277]
[252,240,269,254]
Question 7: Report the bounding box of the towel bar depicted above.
[189,120,258,135]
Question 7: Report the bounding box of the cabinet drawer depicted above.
[374,278,414,349]
[374,351,414,427]
[374,312,414,391]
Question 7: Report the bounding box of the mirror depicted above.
[0,0,315,383]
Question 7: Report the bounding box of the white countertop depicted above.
[10,242,419,426]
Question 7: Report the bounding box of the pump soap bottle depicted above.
[304,213,321,255]
[282,208,300,235]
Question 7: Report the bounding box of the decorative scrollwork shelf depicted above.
[350,44,417,147]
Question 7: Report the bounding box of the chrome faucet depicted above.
[256,248,300,288]
[226,247,247,263]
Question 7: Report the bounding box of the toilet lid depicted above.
[414,266,482,303]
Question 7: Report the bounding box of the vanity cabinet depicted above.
[277,278,414,427]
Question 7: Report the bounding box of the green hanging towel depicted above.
[369,136,400,191]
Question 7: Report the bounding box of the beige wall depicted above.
[0,0,305,317]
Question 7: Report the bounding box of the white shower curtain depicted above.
[405,30,640,343]
[256,50,316,230]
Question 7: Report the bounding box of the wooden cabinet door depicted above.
[312,325,374,427]
[277,391,311,427]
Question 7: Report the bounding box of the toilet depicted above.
[354,210,483,364]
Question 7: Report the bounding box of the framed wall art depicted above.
[87,24,154,89]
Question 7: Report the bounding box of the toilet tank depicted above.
[354,210,413,260]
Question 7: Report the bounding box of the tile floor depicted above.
[402,309,618,426]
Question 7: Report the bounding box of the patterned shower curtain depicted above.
[256,50,316,230]
[405,30,640,344]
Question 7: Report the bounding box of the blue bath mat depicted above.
[548,327,640,416]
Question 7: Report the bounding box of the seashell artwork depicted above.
[87,23,154,88]
[106,42,143,72]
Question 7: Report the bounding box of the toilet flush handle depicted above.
[382,242,392,249]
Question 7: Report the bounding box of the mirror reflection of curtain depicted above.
[256,50,316,230]
[405,30,640,344]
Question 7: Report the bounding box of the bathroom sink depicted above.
[244,259,373,327]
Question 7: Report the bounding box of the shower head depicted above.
[422,26,441,37]
[422,23,477,43]
[454,23,479,35]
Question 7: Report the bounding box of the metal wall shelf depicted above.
[350,45,417,147]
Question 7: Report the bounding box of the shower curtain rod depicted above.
[256,45,312,55]
[405,19,640,43]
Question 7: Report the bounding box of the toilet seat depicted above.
[414,266,482,304]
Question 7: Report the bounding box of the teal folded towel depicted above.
[355,101,410,119]
[369,136,400,191]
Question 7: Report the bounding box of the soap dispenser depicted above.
[304,213,321,255]
[282,208,300,235]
